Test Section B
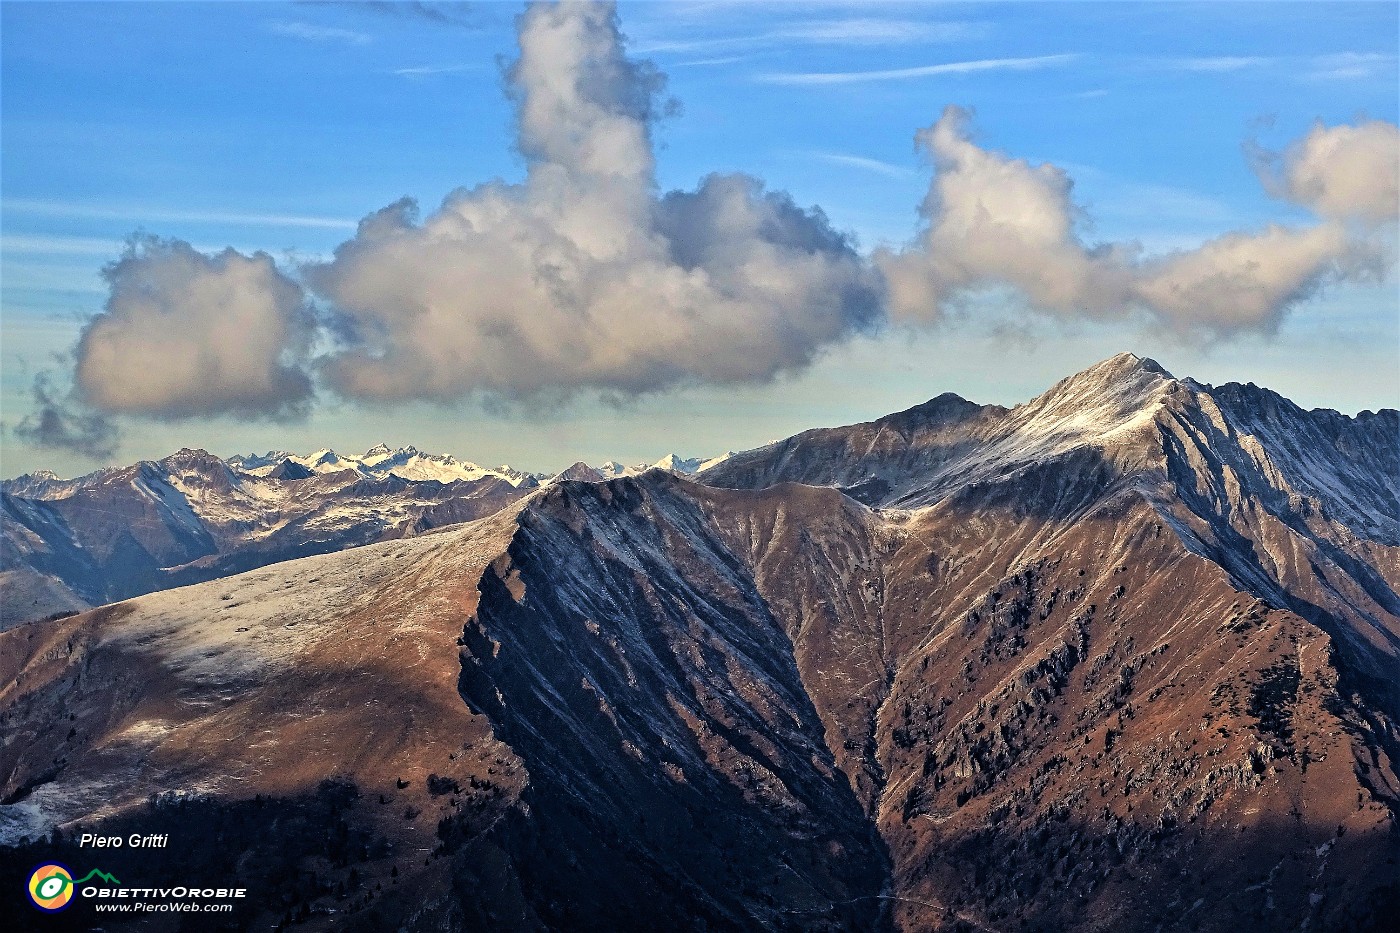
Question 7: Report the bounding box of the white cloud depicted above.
[13,372,119,460]
[42,2,1396,430]
[1253,119,1400,223]
[802,152,916,179]
[778,18,987,45]
[74,238,316,420]
[1132,52,1396,82]
[303,1,879,402]
[2,235,126,257]
[632,17,986,55]
[672,56,747,68]
[391,63,481,77]
[266,21,372,45]
[1164,56,1274,72]
[876,106,1381,336]
[756,54,1079,86]
[0,233,287,259]
[1303,52,1396,82]
[1134,223,1359,332]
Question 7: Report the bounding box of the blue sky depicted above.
[2,1,1397,478]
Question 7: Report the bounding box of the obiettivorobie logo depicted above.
[25,861,248,915]
[27,863,121,912]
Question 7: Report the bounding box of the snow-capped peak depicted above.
[595,461,636,479]
[227,451,293,471]
[1062,352,1172,389]
[379,451,529,486]
[359,443,398,467]
[695,452,735,473]
[956,356,1170,441]
[302,449,347,470]
[653,453,700,473]
[943,352,1181,481]
[590,453,734,479]
[218,445,536,486]
[548,462,606,484]
[650,453,736,474]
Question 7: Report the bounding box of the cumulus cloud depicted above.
[74,237,316,420]
[13,373,120,461]
[877,106,1137,321]
[305,1,879,401]
[44,2,1398,433]
[1134,223,1364,332]
[878,105,1380,335]
[1252,119,1400,222]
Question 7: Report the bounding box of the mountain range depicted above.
[1,353,1396,932]
[1,446,730,629]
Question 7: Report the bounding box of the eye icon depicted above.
[27,864,75,912]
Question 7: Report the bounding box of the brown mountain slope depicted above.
[861,491,1397,932]
[2,480,895,932]
[698,353,1400,930]
[1,508,530,930]
[2,354,1396,931]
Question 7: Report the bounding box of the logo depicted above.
[26,864,122,912]
[27,863,75,912]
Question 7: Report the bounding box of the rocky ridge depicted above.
[1,353,1396,931]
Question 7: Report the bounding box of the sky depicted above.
[2,0,1397,479]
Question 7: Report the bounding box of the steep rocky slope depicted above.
[0,481,892,932]
[2,354,1396,931]
[702,353,1400,930]
[457,478,889,931]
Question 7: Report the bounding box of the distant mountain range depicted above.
[226,443,543,487]
[1,445,732,629]
[1,353,1396,932]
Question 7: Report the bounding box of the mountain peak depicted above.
[1000,353,1179,461]
[551,461,605,484]
[363,442,393,457]
[1032,352,1176,410]
[161,447,235,474]
[1078,351,1172,382]
[164,446,220,462]
[882,391,989,432]
[653,453,704,474]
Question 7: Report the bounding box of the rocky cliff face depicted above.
[2,354,1396,931]
[457,478,888,931]
[702,352,1400,930]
